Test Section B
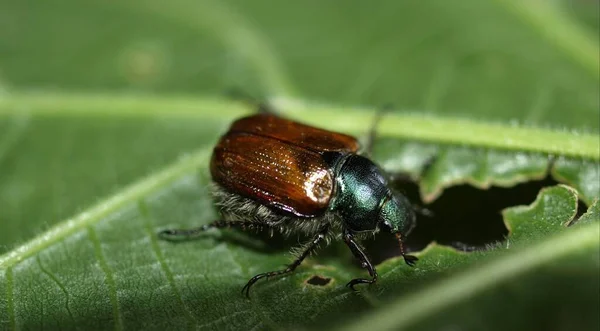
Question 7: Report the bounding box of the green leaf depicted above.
[552,158,600,205]
[1,0,598,130]
[575,199,600,226]
[1,0,599,330]
[342,186,599,331]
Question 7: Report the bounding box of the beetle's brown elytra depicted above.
[211,131,336,216]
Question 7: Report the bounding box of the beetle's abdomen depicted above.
[211,133,334,217]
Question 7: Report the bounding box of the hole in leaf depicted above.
[364,176,583,265]
[305,275,332,286]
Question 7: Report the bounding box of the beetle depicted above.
[159,107,418,297]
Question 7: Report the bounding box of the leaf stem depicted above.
[0,91,598,160]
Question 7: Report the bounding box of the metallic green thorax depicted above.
[327,153,415,234]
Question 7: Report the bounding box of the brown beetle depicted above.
[160,110,417,296]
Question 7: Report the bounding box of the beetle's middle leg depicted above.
[343,229,378,290]
[241,225,330,297]
[224,88,278,115]
[363,104,391,157]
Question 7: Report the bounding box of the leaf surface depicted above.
[0,0,599,330]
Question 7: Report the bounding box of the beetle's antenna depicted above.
[413,204,435,218]
[395,232,418,266]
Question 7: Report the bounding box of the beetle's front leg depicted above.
[343,229,378,290]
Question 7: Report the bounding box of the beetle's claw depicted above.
[157,229,182,242]
[241,280,256,298]
[242,273,267,298]
[345,281,358,291]
[403,254,418,267]
[241,284,251,298]
[346,278,375,291]
[158,229,174,236]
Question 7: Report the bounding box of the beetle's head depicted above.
[330,155,419,264]
[378,191,415,235]
[378,192,418,266]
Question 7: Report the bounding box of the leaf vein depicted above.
[88,227,123,331]
[0,114,29,167]
[138,200,197,327]
[35,256,75,326]
[128,0,296,96]
[196,309,255,330]
[4,267,15,331]
[228,249,280,331]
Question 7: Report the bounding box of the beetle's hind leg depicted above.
[158,220,259,241]
[224,88,278,115]
[242,225,330,298]
[388,160,436,218]
[342,229,378,290]
[363,104,392,157]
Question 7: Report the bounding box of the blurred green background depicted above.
[1,0,598,127]
[1,1,598,252]
[0,1,598,330]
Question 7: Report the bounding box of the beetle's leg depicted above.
[241,226,330,298]
[364,104,392,157]
[388,172,413,183]
[395,232,419,266]
[412,204,435,218]
[224,88,277,115]
[343,229,378,290]
[158,220,259,241]
[257,103,276,115]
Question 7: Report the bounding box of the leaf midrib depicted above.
[1,91,598,160]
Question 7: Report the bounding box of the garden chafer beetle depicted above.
[160,108,418,296]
